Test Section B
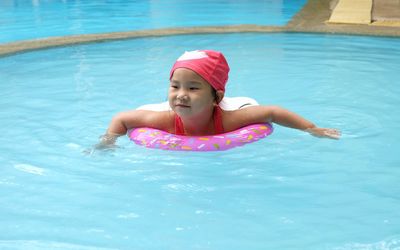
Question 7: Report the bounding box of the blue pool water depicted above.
[0,33,399,249]
[0,0,306,44]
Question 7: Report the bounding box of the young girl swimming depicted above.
[98,50,340,148]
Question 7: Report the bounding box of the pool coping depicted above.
[1,0,399,58]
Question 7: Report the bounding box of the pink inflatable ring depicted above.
[129,123,273,151]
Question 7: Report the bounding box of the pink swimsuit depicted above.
[174,106,224,135]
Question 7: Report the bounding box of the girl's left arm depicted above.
[230,106,340,139]
[266,106,341,139]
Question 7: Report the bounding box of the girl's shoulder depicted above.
[141,110,175,133]
[221,106,270,132]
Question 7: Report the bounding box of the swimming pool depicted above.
[1,32,399,249]
[0,0,306,44]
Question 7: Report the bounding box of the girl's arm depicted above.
[267,106,340,139]
[227,106,340,139]
[96,110,173,148]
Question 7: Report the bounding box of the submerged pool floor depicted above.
[0,32,399,250]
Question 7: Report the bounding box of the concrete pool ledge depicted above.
[0,25,284,57]
[1,0,399,58]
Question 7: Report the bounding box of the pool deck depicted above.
[0,0,399,57]
[288,0,400,34]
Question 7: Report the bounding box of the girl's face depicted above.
[168,68,216,119]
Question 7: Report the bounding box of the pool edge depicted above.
[0,25,284,57]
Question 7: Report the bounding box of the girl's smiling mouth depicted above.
[175,103,190,108]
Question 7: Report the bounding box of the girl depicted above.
[98,50,340,148]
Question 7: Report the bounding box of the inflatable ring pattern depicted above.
[129,123,273,151]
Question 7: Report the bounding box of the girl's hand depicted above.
[95,133,120,149]
[305,127,341,139]
[83,134,120,155]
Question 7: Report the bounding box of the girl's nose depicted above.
[177,90,188,101]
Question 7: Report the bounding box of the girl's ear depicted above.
[215,91,224,104]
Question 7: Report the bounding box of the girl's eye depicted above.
[170,85,178,89]
[190,87,199,90]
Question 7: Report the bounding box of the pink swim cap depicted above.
[169,50,230,92]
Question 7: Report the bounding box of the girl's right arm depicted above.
[96,110,172,148]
